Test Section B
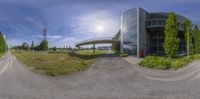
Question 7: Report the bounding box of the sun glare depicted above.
[95,25,104,32]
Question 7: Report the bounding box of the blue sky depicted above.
[0,0,200,48]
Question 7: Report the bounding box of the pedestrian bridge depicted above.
[75,37,120,47]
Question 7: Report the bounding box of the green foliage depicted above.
[0,32,8,54]
[193,25,200,54]
[163,12,180,58]
[112,30,120,52]
[139,56,170,69]
[39,39,48,51]
[12,40,48,51]
[30,41,34,50]
[184,19,194,55]
[12,50,106,76]
[115,51,128,57]
[21,43,29,50]
[170,57,190,69]
[52,47,57,51]
[12,42,29,50]
[139,54,200,70]
[112,43,120,52]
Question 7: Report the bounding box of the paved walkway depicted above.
[0,51,200,99]
[122,56,143,65]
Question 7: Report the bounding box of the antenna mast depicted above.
[42,27,47,40]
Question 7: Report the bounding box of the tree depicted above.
[39,39,48,51]
[0,32,7,53]
[184,19,193,55]
[193,25,200,54]
[21,42,29,50]
[53,46,57,51]
[30,41,35,50]
[163,12,180,58]
[112,30,121,52]
[34,45,41,51]
[68,46,72,50]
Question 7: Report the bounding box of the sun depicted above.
[95,25,104,32]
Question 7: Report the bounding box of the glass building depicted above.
[120,8,188,57]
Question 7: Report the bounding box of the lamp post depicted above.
[93,44,95,53]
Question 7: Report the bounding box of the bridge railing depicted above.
[75,37,117,46]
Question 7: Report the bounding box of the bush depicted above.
[139,56,170,69]
[139,54,200,70]
[115,51,128,57]
[170,57,188,69]
[119,53,128,57]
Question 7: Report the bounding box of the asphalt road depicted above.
[0,51,200,99]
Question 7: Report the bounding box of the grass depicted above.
[139,54,200,70]
[0,52,5,57]
[12,50,106,76]
[76,50,107,55]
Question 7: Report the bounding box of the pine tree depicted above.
[31,41,34,50]
[193,25,200,54]
[184,19,193,55]
[163,12,180,58]
[0,32,7,53]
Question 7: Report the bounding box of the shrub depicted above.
[171,57,188,69]
[119,53,128,57]
[115,51,128,57]
[139,54,200,70]
[139,56,170,69]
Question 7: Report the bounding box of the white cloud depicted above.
[32,35,62,40]
[47,35,62,39]
[48,36,78,48]
[30,34,77,47]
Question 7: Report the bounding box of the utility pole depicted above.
[42,27,47,40]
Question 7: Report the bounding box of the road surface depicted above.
[0,51,200,99]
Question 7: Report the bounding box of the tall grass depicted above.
[12,50,106,76]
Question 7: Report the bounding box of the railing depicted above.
[146,19,184,30]
[75,37,119,47]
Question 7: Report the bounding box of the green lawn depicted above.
[139,54,200,70]
[12,50,106,76]
[0,52,5,57]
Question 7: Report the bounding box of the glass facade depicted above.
[122,9,138,55]
[147,29,165,55]
[146,19,184,30]
[120,8,188,57]
[146,19,165,27]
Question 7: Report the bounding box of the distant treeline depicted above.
[11,39,72,51]
[11,40,48,51]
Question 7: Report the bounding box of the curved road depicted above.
[0,51,200,99]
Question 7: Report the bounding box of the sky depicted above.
[0,0,200,48]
